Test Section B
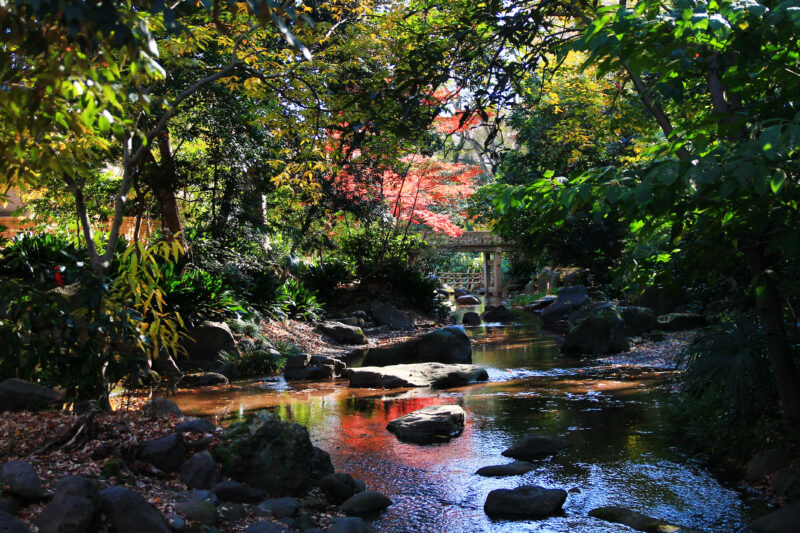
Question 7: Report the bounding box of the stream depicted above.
[168,314,755,532]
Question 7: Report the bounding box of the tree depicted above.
[0,0,320,275]
[487,0,800,440]
[334,154,482,237]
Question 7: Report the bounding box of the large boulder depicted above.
[348,363,488,389]
[311,447,335,479]
[179,321,238,369]
[40,475,101,532]
[589,506,695,532]
[618,306,658,336]
[175,418,216,435]
[368,301,415,331]
[213,411,323,496]
[0,461,45,501]
[174,500,217,526]
[748,502,800,533]
[456,295,481,306]
[316,322,368,345]
[340,491,392,516]
[99,486,170,533]
[363,326,472,366]
[481,305,512,323]
[143,433,186,472]
[0,378,64,413]
[244,521,293,533]
[327,517,368,533]
[53,476,101,508]
[501,436,572,460]
[386,405,465,444]
[283,353,336,381]
[180,451,222,490]
[483,486,567,518]
[540,286,589,323]
[562,305,630,355]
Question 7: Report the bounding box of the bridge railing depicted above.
[421,230,505,249]
[435,271,484,290]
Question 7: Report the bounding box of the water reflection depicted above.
[168,321,751,532]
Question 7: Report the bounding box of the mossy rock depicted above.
[562,306,629,355]
[214,411,318,497]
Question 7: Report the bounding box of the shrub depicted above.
[668,313,782,462]
[0,276,146,405]
[0,232,85,285]
[159,264,244,327]
[677,314,775,417]
[270,279,324,322]
[303,258,354,299]
[218,336,284,378]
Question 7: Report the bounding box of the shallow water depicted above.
[169,317,753,532]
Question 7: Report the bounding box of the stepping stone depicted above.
[501,435,572,460]
[484,485,567,518]
[340,491,392,516]
[475,461,535,477]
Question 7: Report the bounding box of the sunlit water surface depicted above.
[168,315,754,532]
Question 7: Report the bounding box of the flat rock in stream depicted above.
[589,506,699,532]
[501,435,572,460]
[475,461,535,477]
[386,405,465,443]
[348,363,488,389]
[484,486,567,518]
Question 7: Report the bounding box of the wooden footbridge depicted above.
[423,231,509,297]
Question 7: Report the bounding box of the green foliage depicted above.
[270,279,324,322]
[159,264,244,328]
[0,276,145,404]
[0,232,85,284]
[335,225,437,312]
[678,314,775,418]
[273,340,304,358]
[666,316,783,461]
[302,258,355,300]
[109,240,187,360]
[191,232,282,311]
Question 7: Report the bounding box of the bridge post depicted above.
[493,247,503,296]
[482,251,490,296]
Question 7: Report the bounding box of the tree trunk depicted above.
[745,243,800,443]
[153,129,186,247]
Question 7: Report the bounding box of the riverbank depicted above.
[0,406,344,532]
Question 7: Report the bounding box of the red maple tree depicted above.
[333,154,481,236]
